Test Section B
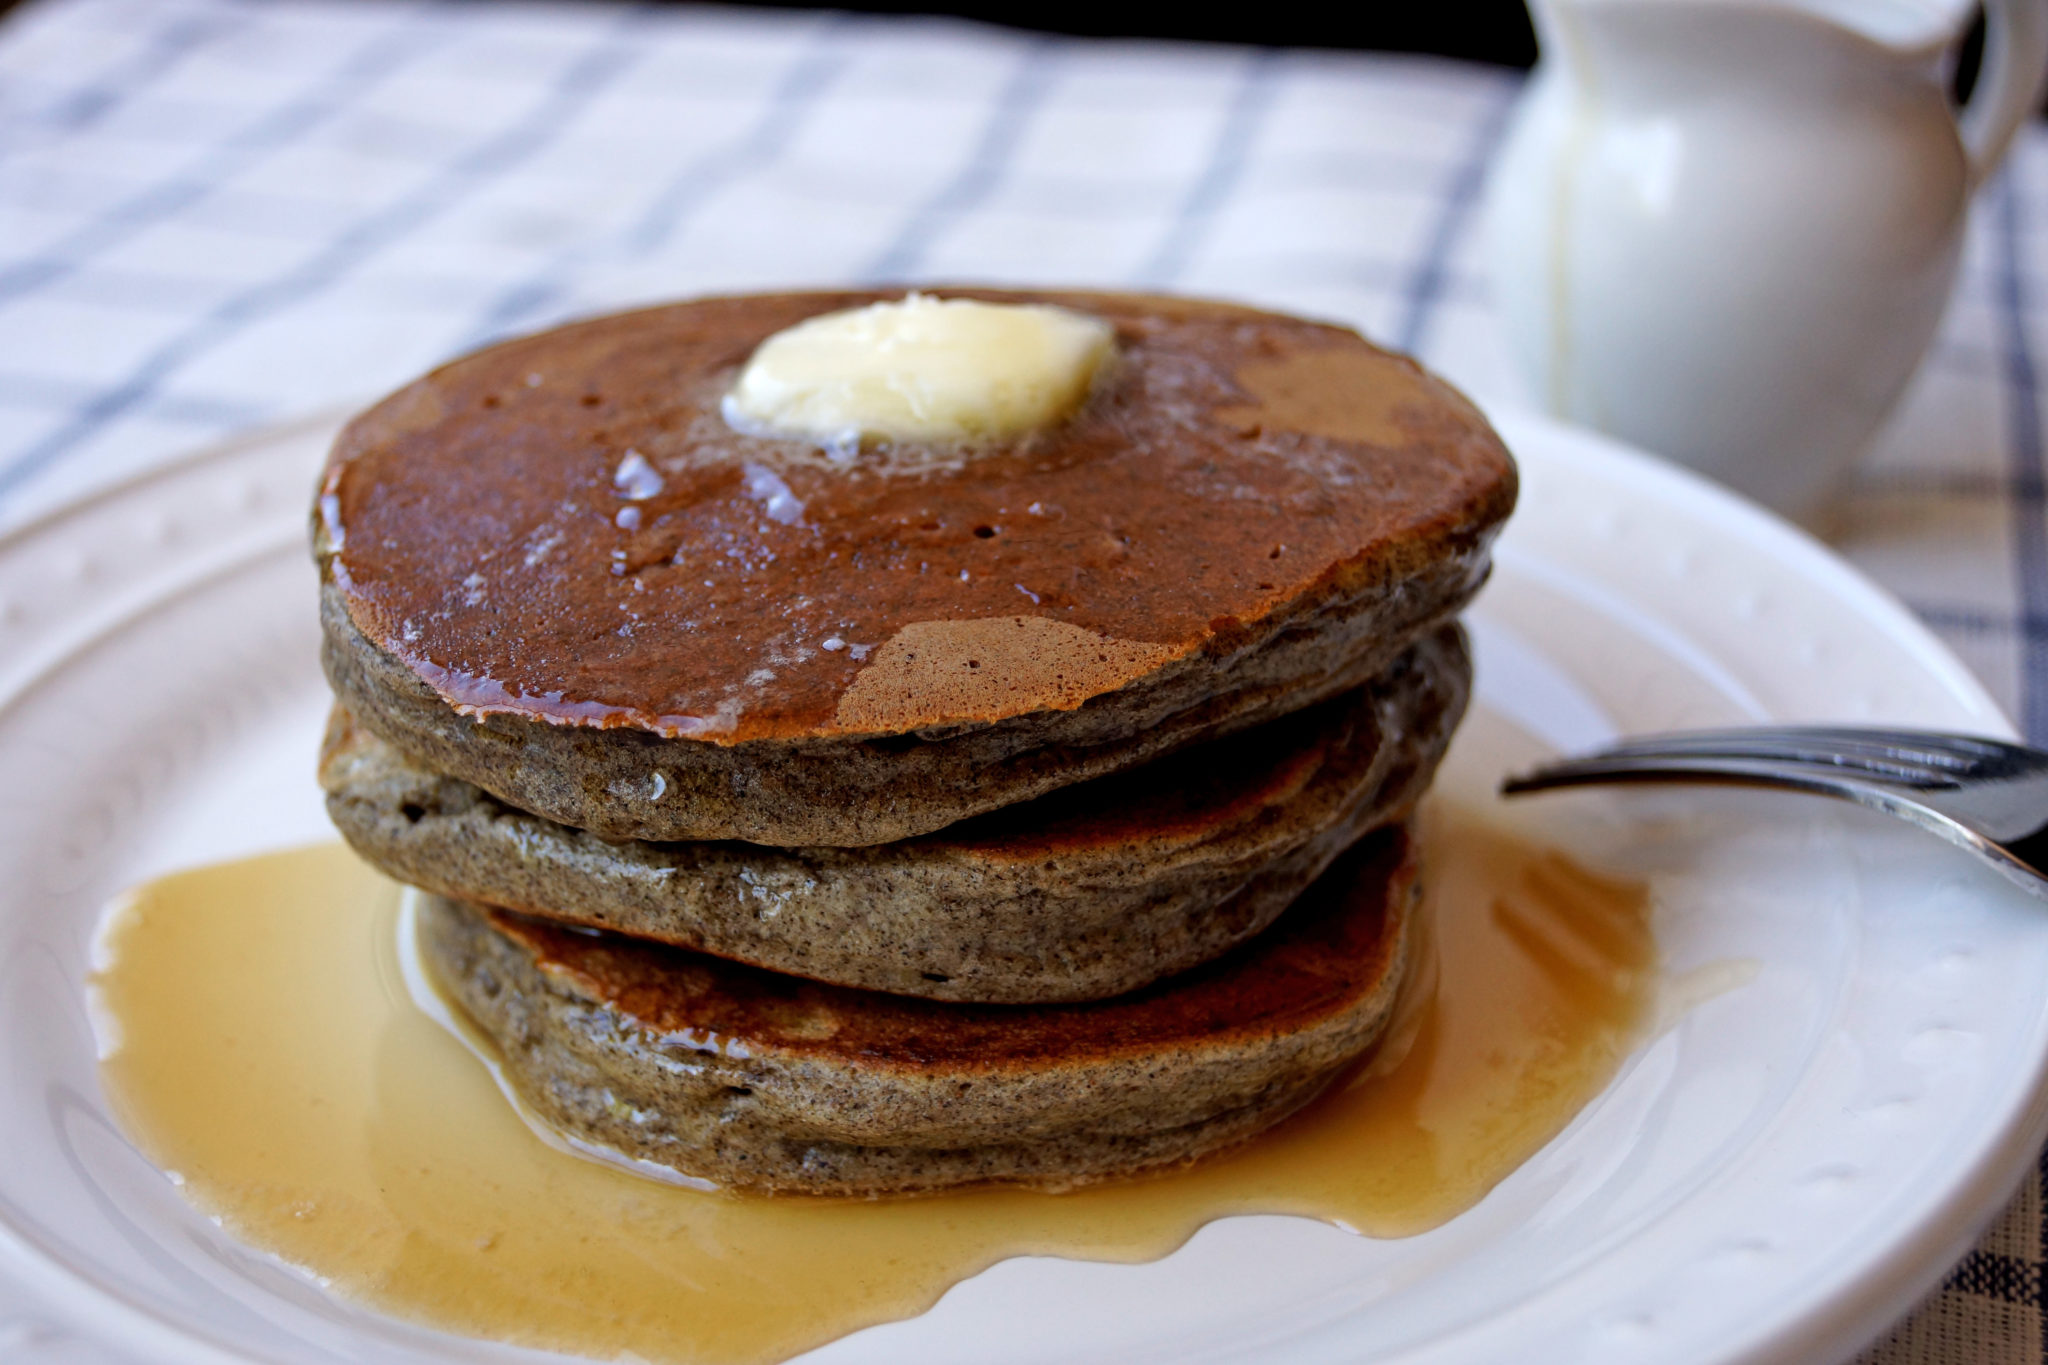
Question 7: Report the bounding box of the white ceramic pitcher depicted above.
[1485,0,2048,524]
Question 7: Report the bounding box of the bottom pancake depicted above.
[418,826,1417,1197]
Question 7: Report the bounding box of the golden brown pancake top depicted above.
[488,827,1412,1070]
[319,290,1514,743]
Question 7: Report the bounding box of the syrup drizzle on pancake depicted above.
[90,709,1654,1365]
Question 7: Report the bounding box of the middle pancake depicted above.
[326,624,1468,1003]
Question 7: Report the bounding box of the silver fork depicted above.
[1500,726,2048,898]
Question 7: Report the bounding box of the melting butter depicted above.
[91,784,1654,1364]
[723,294,1114,450]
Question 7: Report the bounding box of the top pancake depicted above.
[318,289,1514,747]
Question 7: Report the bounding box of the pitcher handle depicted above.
[1962,0,2048,191]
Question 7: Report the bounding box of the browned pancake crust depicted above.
[329,625,1465,1001]
[419,826,1416,1195]
[318,289,1513,846]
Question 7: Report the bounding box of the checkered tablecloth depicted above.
[1,0,2044,1359]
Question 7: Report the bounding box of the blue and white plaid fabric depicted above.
[0,0,2042,1358]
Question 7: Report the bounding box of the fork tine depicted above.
[1762,727,2022,759]
[1500,756,1999,827]
[1599,727,2023,767]
[1596,735,1970,767]
[1500,754,1883,796]
[1577,735,1970,787]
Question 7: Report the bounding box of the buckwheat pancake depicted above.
[317,289,1515,846]
[329,625,1464,1003]
[417,824,1417,1196]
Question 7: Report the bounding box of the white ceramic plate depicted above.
[0,409,2039,1365]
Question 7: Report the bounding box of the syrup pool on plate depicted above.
[88,707,1656,1365]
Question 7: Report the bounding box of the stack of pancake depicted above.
[313,290,1516,1196]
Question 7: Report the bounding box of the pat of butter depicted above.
[723,293,1113,449]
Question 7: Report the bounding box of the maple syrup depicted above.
[91,710,1655,1364]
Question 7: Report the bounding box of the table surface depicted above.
[0,0,2043,1360]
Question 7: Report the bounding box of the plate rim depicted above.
[1489,408,2015,740]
